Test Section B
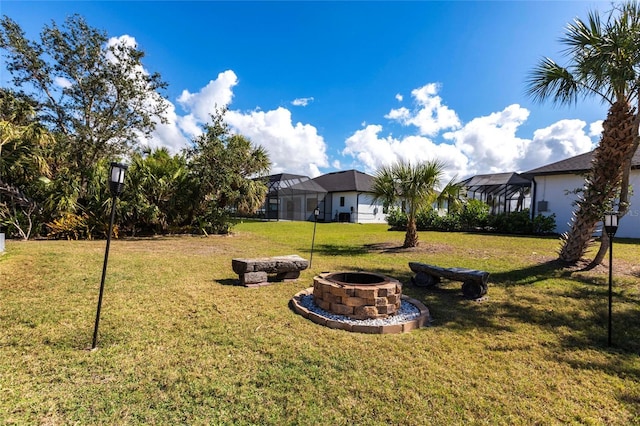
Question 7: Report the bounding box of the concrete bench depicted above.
[232,255,309,287]
[408,262,489,299]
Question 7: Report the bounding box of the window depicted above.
[340,196,345,207]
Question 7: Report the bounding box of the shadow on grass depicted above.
[310,243,370,256]
[488,259,574,286]
[402,259,640,378]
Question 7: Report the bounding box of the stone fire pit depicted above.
[312,271,402,320]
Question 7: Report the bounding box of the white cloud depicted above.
[140,70,329,176]
[142,72,599,185]
[54,76,72,89]
[443,104,531,175]
[226,107,329,177]
[395,93,403,102]
[177,70,237,126]
[519,119,595,171]
[589,120,604,138]
[386,83,461,136]
[344,93,598,182]
[342,124,468,185]
[292,97,314,107]
[143,99,191,153]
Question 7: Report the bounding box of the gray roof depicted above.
[460,172,531,188]
[263,173,327,196]
[524,147,640,176]
[311,169,375,192]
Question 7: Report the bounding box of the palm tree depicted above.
[526,1,640,264]
[372,160,445,248]
[0,89,52,239]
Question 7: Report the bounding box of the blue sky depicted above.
[1,1,611,181]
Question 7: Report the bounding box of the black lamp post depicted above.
[92,162,128,350]
[310,207,320,268]
[603,211,618,347]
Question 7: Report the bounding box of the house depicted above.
[524,148,640,239]
[311,169,387,224]
[258,170,387,224]
[460,172,532,215]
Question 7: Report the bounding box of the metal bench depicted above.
[231,255,309,287]
[408,262,489,299]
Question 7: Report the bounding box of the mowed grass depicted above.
[1,221,639,425]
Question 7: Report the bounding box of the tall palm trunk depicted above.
[559,100,637,263]
[403,217,419,248]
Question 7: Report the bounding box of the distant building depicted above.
[258,170,388,224]
[311,170,387,224]
[524,148,640,238]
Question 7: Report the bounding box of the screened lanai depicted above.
[460,172,532,215]
[261,173,327,221]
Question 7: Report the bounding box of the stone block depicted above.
[354,305,378,318]
[375,297,388,307]
[330,303,354,316]
[343,296,366,307]
[354,287,377,299]
[240,271,267,285]
[325,319,353,332]
[316,299,331,311]
[380,323,404,334]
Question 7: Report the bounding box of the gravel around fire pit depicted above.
[298,294,420,326]
[290,287,431,334]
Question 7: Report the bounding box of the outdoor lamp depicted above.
[603,211,618,347]
[604,212,619,237]
[92,161,128,350]
[314,207,320,219]
[109,162,128,197]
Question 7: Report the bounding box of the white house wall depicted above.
[327,192,387,224]
[534,172,640,239]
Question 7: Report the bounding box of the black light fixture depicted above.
[603,211,619,347]
[310,207,320,268]
[92,162,128,350]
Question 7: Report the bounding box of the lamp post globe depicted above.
[109,162,128,197]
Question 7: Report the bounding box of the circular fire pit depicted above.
[312,271,402,320]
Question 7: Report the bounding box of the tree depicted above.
[0,89,53,239]
[122,148,192,235]
[372,160,445,248]
[186,109,270,234]
[526,1,640,264]
[0,14,168,215]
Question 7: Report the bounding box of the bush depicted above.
[458,199,489,231]
[486,209,556,235]
[416,209,440,230]
[386,208,407,230]
[532,213,557,234]
[385,206,556,236]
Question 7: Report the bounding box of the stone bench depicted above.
[408,262,489,299]
[232,255,309,287]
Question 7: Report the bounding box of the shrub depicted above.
[533,213,557,234]
[416,209,440,230]
[46,213,93,240]
[458,199,489,231]
[386,208,407,230]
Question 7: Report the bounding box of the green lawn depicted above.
[1,221,639,425]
